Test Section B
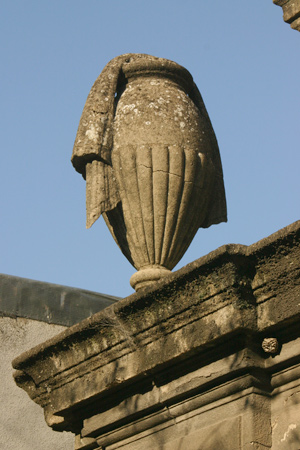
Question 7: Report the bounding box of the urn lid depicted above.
[119,54,194,94]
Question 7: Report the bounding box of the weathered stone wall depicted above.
[270,336,300,449]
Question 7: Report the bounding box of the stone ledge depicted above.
[12,220,300,444]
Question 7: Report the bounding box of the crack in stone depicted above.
[137,163,195,181]
[284,390,300,404]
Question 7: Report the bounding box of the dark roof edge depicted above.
[0,273,120,327]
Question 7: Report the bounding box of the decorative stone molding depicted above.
[273,0,300,31]
[262,337,279,354]
[12,220,300,449]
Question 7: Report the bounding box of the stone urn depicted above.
[72,54,227,290]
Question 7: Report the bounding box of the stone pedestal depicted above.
[13,221,300,449]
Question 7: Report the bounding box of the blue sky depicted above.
[1,1,299,298]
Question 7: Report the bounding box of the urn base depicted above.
[130,266,172,291]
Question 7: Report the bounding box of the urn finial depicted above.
[72,54,227,291]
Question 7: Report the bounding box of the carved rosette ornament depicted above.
[72,54,227,290]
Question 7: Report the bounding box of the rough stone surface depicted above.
[273,0,300,31]
[12,220,300,449]
[71,54,227,290]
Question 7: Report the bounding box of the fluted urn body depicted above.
[72,54,227,290]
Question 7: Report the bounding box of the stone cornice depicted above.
[12,220,300,438]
